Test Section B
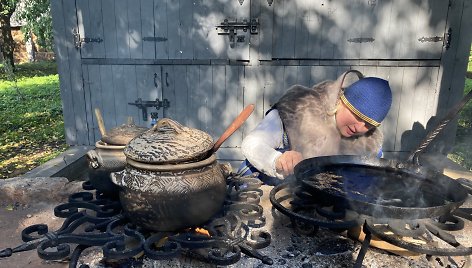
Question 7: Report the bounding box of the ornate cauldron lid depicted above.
[101,122,148,146]
[123,118,214,164]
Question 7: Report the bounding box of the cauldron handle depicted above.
[86,149,101,169]
[407,89,472,165]
[152,118,184,134]
[110,171,126,187]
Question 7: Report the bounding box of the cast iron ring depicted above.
[270,182,360,229]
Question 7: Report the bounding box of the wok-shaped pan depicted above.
[294,155,469,220]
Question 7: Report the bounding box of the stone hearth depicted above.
[2,176,470,268]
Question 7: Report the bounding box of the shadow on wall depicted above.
[400,115,458,158]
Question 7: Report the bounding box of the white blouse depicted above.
[240,109,285,178]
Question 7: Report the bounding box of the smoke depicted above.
[297,114,341,159]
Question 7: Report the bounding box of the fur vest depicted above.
[273,71,384,159]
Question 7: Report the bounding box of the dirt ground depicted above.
[0,202,68,268]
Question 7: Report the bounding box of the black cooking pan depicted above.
[294,155,469,219]
[294,90,472,220]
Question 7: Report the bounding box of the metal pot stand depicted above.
[269,181,472,267]
[0,174,273,266]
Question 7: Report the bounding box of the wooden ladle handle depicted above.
[94,108,107,138]
[211,104,255,153]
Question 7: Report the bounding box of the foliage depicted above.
[446,45,472,171]
[457,79,472,129]
[0,60,67,179]
[468,46,472,74]
[0,0,19,68]
[17,0,53,50]
[0,0,18,16]
[448,77,472,171]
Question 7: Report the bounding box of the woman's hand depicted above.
[275,151,303,177]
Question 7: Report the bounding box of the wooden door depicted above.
[75,0,155,59]
[272,0,451,60]
[82,64,163,141]
[75,0,252,61]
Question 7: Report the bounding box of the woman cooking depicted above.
[238,70,393,185]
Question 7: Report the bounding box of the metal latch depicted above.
[417,28,452,50]
[128,98,170,121]
[216,18,259,48]
[73,29,103,49]
[238,0,274,6]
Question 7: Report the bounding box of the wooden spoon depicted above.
[210,104,255,154]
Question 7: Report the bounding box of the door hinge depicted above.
[216,18,259,48]
[417,27,452,50]
[347,37,375,43]
[73,28,103,49]
[142,36,168,42]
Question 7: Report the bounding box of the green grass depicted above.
[0,61,68,179]
[0,61,58,80]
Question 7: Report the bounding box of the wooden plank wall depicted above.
[76,0,105,58]
[272,0,449,60]
[80,63,442,161]
[51,0,88,145]
[52,0,472,164]
[76,0,250,60]
[142,0,156,59]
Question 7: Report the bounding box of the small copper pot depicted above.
[86,121,147,196]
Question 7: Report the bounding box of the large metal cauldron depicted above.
[111,118,228,231]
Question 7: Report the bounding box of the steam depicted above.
[344,162,456,221]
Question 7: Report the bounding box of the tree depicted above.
[18,0,52,51]
[0,0,52,69]
[0,0,19,69]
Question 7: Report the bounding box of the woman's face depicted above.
[335,102,374,137]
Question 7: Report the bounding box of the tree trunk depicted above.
[26,32,35,62]
[0,15,15,69]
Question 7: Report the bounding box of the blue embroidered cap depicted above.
[340,77,392,127]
